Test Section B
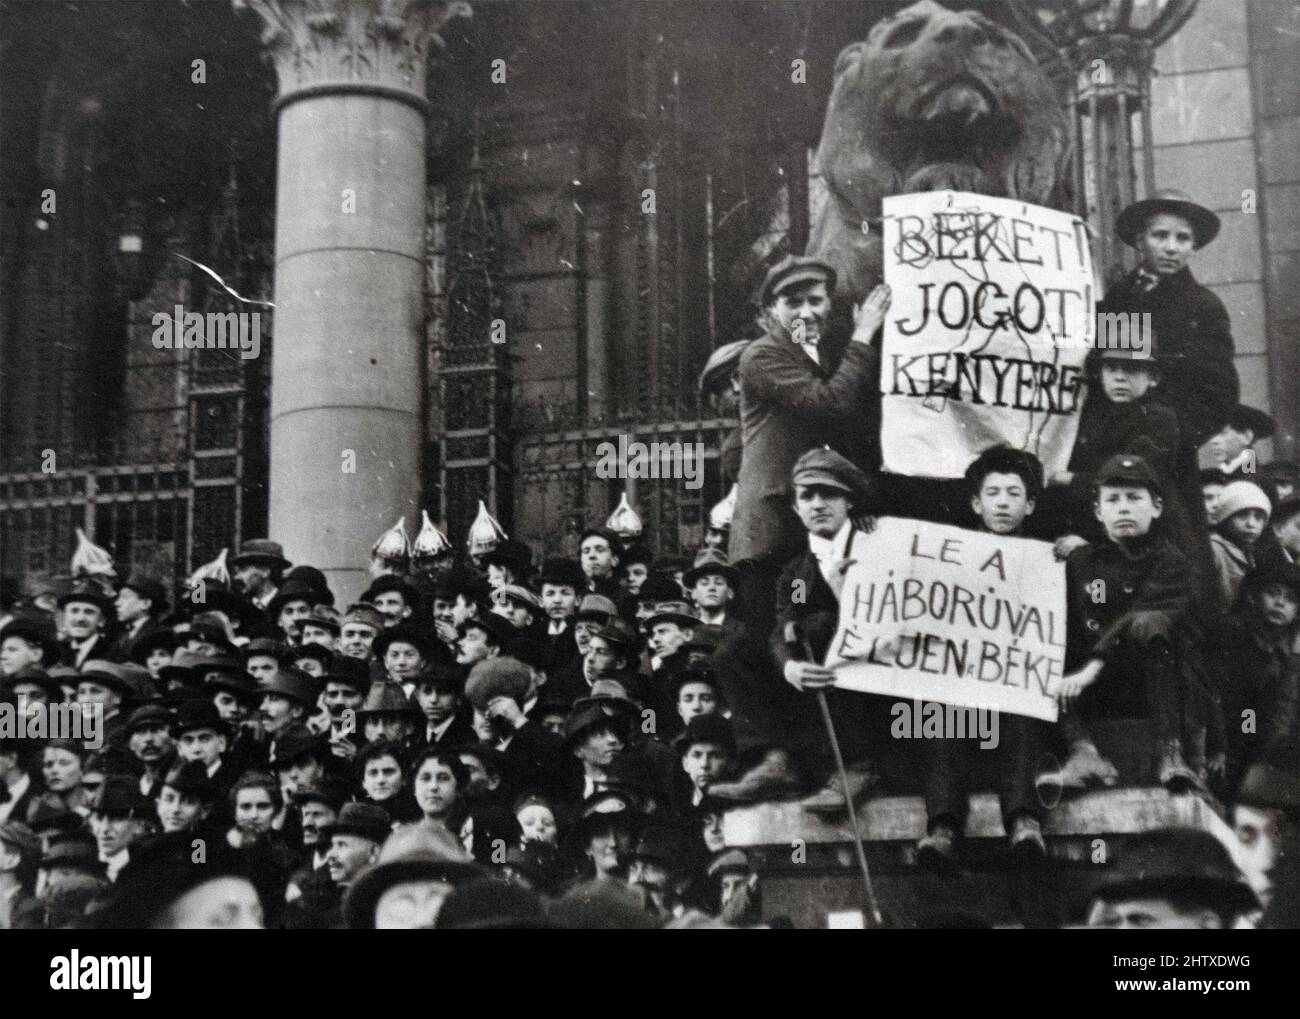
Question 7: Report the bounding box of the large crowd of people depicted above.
[0,191,1295,930]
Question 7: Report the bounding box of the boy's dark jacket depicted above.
[1065,532,1193,670]
[1205,608,1300,765]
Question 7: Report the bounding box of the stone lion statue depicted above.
[807,0,1070,305]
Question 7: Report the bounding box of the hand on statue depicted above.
[851,284,892,344]
[783,659,836,692]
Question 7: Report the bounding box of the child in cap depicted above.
[1204,560,1300,797]
[1051,453,1204,792]
[1210,481,1273,613]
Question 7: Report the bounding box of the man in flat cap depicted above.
[731,255,890,647]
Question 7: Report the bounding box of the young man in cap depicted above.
[338,603,384,661]
[230,539,291,611]
[731,255,891,643]
[373,621,439,692]
[58,590,114,668]
[76,660,136,749]
[684,548,741,633]
[1051,453,1201,792]
[762,446,884,810]
[643,599,697,718]
[578,527,624,599]
[564,694,634,804]
[296,606,341,651]
[1082,827,1258,929]
[124,703,176,798]
[269,730,333,807]
[174,698,237,801]
[242,637,284,684]
[320,655,371,757]
[109,576,169,663]
[357,680,424,749]
[265,577,321,644]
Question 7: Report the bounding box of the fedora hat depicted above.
[3,664,65,701]
[161,759,216,799]
[1083,828,1258,917]
[456,611,516,649]
[173,697,228,737]
[89,775,152,818]
[342,821,484,929]
[372,622,438,662]
[1224,404,1276,441]
[319,801,392,845]
[355,680,422,721]
[699,339,750,395]
[78,660,138,697]
[642,600,698,632]
[265,577,323,620]
[1116,189,1220,249]
[230,539,290,571]
[538,557,584,590]
[683,548,738,588]
[57,588,114,617]
[258,666,320,708]
[128,628,180,666]
[321,654,372,694]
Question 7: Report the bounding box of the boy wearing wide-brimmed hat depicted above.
[1211,404,1277,485]
[684,548,740,633]
[1102,188,1238,546]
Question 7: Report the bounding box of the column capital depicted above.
[235,0,470,113]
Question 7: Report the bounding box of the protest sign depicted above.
[824,517,1063,722]
[879,191,1095,479]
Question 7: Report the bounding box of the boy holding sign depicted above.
[916,447,1051,867]
[1052,454,1201,792]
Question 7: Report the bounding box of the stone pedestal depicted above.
[239,0,469,605]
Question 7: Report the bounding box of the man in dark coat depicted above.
[729,255,890,644]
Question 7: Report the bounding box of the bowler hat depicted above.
[283,564,334,607]
[572,677,641,718]
[436,879,555,930]
[3,664,64,701]
[372,622,438,662]
[173,698,228,737]
[265,577,322,621]
[284,643,334,670]
[120,575,169,615]
[1085,828,1258,917]
[57,588,115,617]
[758,254,837,306]
[1224,404,1276,440]
[321,654,372,694]
[293,776,351,814]
[409,662,466,695]
[538,558,584,590]
[464,656,532,713]
[89,775,152,818]
[674,713,737,757]
[683,548,738,588]
[362,574,421,609]
[791,446,870,503]
[668,664,723,704]
[636,574,683,605]
[41,832,102,872]
[128,628,179,666]
[480,538,532,576]
[1116,189,1220,249]
[258,666,320,708]
[591,618,638,653]
[0,616,60,665]
[181,617,237,654]
[230,539,291,571]
[571,788,644,843]
[269,729,330,768]
[201,661,260,703]
[342,821,483,929]
[563,700,633,749]
[457,612,516,649]
[161,760,215,799]
[319,801,392,844]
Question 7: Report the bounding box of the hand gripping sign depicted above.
[879,192,1096,480]
[824,518,1062,722]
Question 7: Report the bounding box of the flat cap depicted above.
[758,254,836,306]
[791,446,870,500]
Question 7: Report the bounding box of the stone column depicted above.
[239,0,470,606]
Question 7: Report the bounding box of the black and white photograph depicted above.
[0,0,1296,965]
